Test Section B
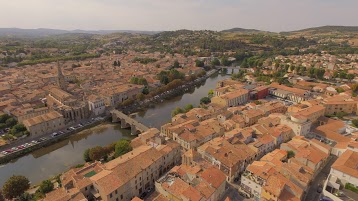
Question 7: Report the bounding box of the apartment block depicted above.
[44,142,181,201]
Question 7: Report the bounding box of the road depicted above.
[304,156,337,201]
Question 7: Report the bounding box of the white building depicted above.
[323,149,358,201]
[88,95,106,116]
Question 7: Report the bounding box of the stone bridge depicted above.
[111,110,149,135]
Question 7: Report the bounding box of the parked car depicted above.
[317,184,323,193]
[5,149,13,153]
[52,132,59,137]
[11,147,19,151]
[320,196,333,201]
[139,192,147,199]
[37,138,44,142]
[17,145,25,149]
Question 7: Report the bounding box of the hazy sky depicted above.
[1,0,357,32]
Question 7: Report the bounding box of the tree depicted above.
[241,58,249,68]
[121,99,134,107]
[5,118,17,127]
[287,151,295,159]
[171,107,184,117]
[142,87,149,95]
[136,93,145,101]
[200,97,211,105]
[0,190,4,201]
[347,74,354,82]
[37,180,54,194]
[130,77,139,84]
[253,100,262,105]
[114,139,132,158]
[2,175,30,200]
[211,58,220,66]
[0,123,6,130]
[195,60,204,67]
[339,72,347,79]
[10,124,27,134]
[352,84,358,92]
[184,104,194,112]
[335,112,346,119]
[160,76,169,85]
[83,148,91,162]
[221,68,228,74]
[336,87,345,93]
[0,114,10,124]
[173,60,180,68]
[289,65,295,72]
[208,89,214,98]
[89,146,106,161]
[352,119,358,128]
[220,57,230,66]
[113,61,118,66]
[138,78,148,86]
[15,192,32,201]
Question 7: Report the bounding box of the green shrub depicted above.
[345,183,358,193]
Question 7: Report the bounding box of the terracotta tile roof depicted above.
[182,185,203,201]
[247,161,277,180]
[224,197,232,201]
[23,111,63,127]
[152,194,169,201]
[258,134,275,145]
[194,180,215,199]
[264,174,286,197]
[332,150,358,178]
[163,178,190,198]
[199,166,226,189]
[278,188,300,201]
[131,197,143,201]
[270,82,308,96]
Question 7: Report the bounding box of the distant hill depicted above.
[0,28,160,37]
[281,26,358,34]
[221,27,266,33]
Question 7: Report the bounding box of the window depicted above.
[121,195,123,199]
[85,187,87,191]
[110,193,112,198]
[115,190,118,194]
[116,198,119,201]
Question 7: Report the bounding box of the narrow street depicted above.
[304,156,337,201]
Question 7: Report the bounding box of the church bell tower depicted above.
[56,61,67,90]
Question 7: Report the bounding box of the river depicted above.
[0,72,232,187]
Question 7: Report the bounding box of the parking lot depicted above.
[265,95,296,106]
[0,116,105,157]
